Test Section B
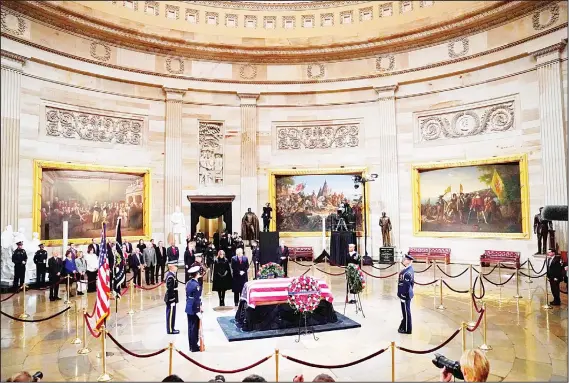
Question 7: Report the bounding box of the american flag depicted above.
[95,223,111,329]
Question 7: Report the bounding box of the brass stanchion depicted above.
[513,268,522,299]
[467,288,475,327]
[127,280,135,315]
[542,275,552,309]
[18,284,29,319]
[275,349,279,382]
[70,300,82,344]
[479,303,492,351]
[461,321,466,352]
[64,276,71,305]
[432,260,437,286]
[168,342,174,376]
[437,277,445,310]
[97,325,112,382]
[498,263,502,286]
[526,260,533,284]
[469,264,473,291]
[78,308,92,355]
[391,341,395,382]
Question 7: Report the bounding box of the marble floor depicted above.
[1,262,567,382]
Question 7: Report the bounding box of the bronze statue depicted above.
[379,212,393,247]
[534,207,552,254]
[241,208,260,241]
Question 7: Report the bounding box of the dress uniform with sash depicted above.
[33,244,48,287]
[397,254,415,334]
[185,265,202,352]
[164,260,180,334]
[12,241,27,289]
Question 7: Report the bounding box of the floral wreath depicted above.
[257,262,285,279]
[287,275,325,313]
[346,264,366,294]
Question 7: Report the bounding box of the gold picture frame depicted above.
[32,160,152,246]
[411,154,530,239]
[268,167,370,237]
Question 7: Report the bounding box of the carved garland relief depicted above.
[307,64,325,79]
[277,123,360,150]
[0,9,27,36]
[89,41,111,62]
[239,64,257,80]
[418,99,515,142]
[198,121,224,186]
[45,106,143,145]
[376,55,395,71]
[165,57,184,74]
[448,38,469,58]
[532,3,560,30]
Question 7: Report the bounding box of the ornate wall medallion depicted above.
[89,41,111,62]
[448,38,469,58]
[0,9,27,36]
[239,64,257,80]
[165,57,184,74]
[307,64,325,79]
[376,55,395,71]
[532,3,559,30]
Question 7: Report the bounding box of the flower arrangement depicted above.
[287,275,324,313]
[257,262,285,279]
[346,264,366,294]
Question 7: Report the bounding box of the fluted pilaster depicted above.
[163,87,186,239]
[532,41,568,250]
[238,93,260,215]
[1,51,25,231]
[374,85,400,248]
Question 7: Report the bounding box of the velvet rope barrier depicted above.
[472,276,485,300]
[519,270,547,279]
[107,332,168,358]
[315,268,346,276]
[85,301,97,318]
[0,291,19,302]
[397,328,461,354]
[471,293,483,314]
[529,260,546,275]
[482,264,499,276]
[300,267,312,277]
[414,264,433,274]
[370,263,396,271]
[1,306,71,322]
[360,269,398,279]
[414,279,437,286]
[482,272,516,286]
[519,260,528,268]
[282,347,388,369]
[291,260,312,268]
[466,309,485,332]
[135,281,165,290]
[442,280,469,294]
[83,313,101,338]
[436,265,469,279]
[176,349,273,373]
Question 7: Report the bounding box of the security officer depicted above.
[12,241,28,290]
[185,265,202,352]
[33,243,48,287]
[251,240,260,278]
[164,259,180,334]
[397,253,415,334]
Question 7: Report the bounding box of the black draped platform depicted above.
[330,231,357,266]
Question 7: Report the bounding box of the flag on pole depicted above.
[95,223,111,329]
[113,218,125,299]
[491,169,505,202]
[444,186,451,194]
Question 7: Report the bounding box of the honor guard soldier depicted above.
[165,260,180,334]
[34,243,48,287]
[12,241,28,290]
[397,254,415,334]
[185,265,202,352]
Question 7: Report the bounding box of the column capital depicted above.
[374,85,398,101]
[163,87,186,102]
[530,39,567,63]
[238,93,260,105]
[1,49,26,71]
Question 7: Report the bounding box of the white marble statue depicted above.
[1,225,15,284]
[24,232,40,284]
[171,206,187,248]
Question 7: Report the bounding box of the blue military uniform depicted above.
[397,254,415,334]
[185,266,202,352]
[164,261,179,334]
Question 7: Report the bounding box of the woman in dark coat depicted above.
[212,250,232,307]
[231,248,249,307]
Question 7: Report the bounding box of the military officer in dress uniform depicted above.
[33,243,48,287]
[165,260,180,334]
[12,241,28,290]
[251,240,260,278]
[397,254,415,334]
[185,265,202,352]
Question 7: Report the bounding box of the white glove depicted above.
[280,257,286,260]
[171,302,176,306]
[196,312,203,320]
[239,271,245,276]
[22,261,26,265]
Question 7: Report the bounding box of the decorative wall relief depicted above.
[307,64,325,79]
[45,105,143,145]
[144,1,160,16]
[448,38,469,58]
[165,57,184,74]
[239,64,257,79]
[276,121,360,150]
[532,3,559,30]
[185,9,199,23]
[416,97,516,142]
[90,41,111,62]
[198,121,224,186]
[0,9,27,36]
[376,55,395,71]
[165,4,180,19]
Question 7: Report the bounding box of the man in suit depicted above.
[156,240,167,283]
[276,240,289,277]
[397,254,415,334]
[131,247,143,286]
[48,250,63,301]
[164,260,180,334]
[251,240,260,278]
[167,242,180,264]
[185,265,202,352]
[534,207,553,255]
[184,241,196,283]
[143,241,157,285]
[33,243,48,287]
[547,249,566,306]
[91,238,100,256]
[231,248,249,306]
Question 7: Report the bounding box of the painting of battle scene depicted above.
[275,174,364,233]
[418,161,524,234]
[40,169,146,241]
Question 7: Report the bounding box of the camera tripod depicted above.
[335,217,348,231]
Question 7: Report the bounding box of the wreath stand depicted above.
[295,311,319,343]
[343,280,365,318]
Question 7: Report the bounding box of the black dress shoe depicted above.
[398,329,411,334]
[550,301,561,306]
[169,330,180,334]
[56,297,62,300]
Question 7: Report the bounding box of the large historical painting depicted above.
[33,161,151,245]
[270,169,367,236]
[412,155,529,238]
